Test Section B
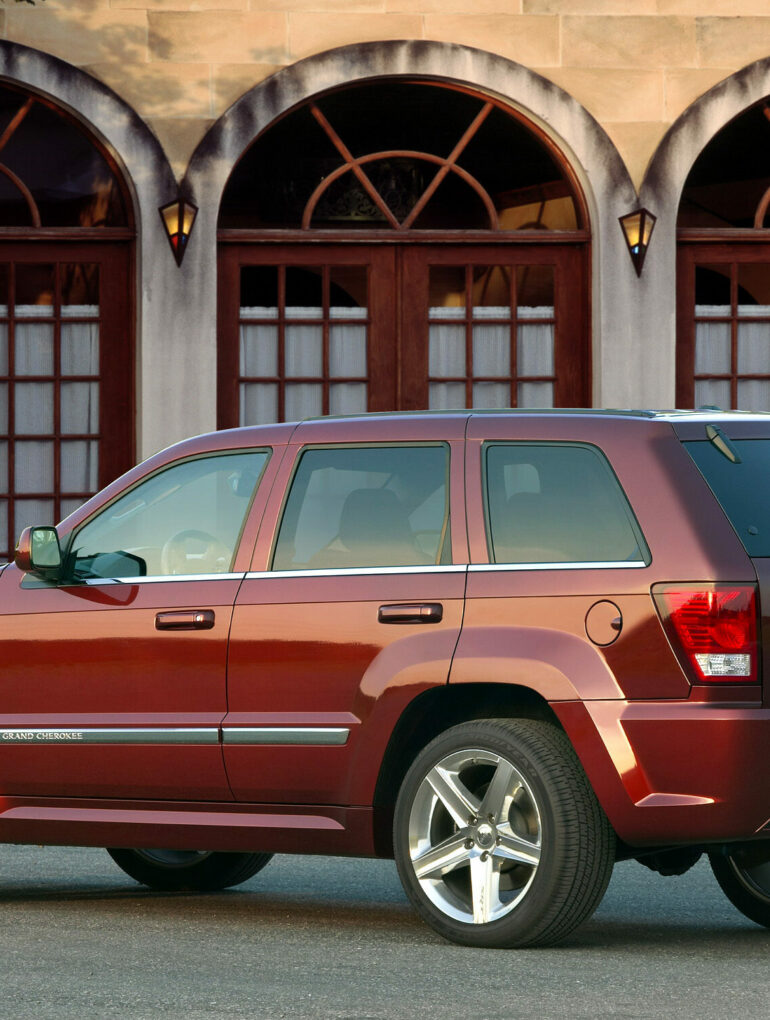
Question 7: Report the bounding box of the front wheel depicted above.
[709,845,770,928]
[393,718,615,948]
[106,848,273,892]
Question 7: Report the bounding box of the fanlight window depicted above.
[219,81,583,232]
[0,85,127,228]
[679,100,770,230]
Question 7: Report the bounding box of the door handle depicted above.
[378,603,443,624]
[155,610,215,631]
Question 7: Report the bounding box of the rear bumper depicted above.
[553,699,770,846]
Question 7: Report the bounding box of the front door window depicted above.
[68,450,269,580]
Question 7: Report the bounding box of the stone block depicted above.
[255,0,385,9]
[147,115,214,178]
[5,7,148,67]
[423,15,560,66]
[697,17,770,69]
[86,62,213,119]
[541,67,664,122]
[664,67,730,119]
[113,1,248,9]
[524,0,656,12]
[288,14,423,60]
[390,0,521,12]
[149,11,288,62]
[562,16,697,68]
[605,120,669,189]
[213,63,280,114]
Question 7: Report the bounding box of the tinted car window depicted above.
[484,443,646,564]
[684,438,770,556]
[272,445,450,570]
[68,450,269,580]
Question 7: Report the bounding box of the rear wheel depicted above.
[709,845,770,928]
[106,848,273,891]
[393,718,615,948]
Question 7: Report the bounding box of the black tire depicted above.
[106,848,273,892]
[709,845,770,928]
[393,718,615,948]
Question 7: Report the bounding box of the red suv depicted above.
[3,410,770,948]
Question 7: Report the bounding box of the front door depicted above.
[217,242,589,427]
[0,447,272,802]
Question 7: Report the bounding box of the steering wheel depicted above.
[160,529,232,576]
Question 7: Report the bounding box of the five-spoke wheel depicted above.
[394,718,615,948]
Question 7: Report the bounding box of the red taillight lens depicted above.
[652,584,759,684]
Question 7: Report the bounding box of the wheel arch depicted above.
[371,682,562,857]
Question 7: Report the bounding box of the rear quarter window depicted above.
[483,442,648,565]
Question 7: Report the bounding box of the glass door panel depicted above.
[218,246,396,427]
[402,246,585,411]
[0,244,132,562]
[678,250,770,410]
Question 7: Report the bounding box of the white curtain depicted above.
[330,306,367,414]
[8,306,100,540]
[695,304,770,411]
[517,306,554,408]
[239,304,368,423]
[428,303,555,409]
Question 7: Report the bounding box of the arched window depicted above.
[677,99,770,410]
[0,84,134,560]
[218,81,589,426]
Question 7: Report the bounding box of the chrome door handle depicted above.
[155,610,215,631]
[378,603,443,624]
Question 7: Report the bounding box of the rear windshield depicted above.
[684,438,770,556]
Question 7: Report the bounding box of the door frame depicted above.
[0,239,134,558]
[218,238,590,426]
[677,239,770,407]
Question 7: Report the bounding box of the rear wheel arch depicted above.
[372,683,563,857]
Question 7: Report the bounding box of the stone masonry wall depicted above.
[1,1,767,187]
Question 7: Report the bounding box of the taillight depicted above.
[652,584,759,684]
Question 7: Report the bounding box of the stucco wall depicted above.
[1,1,768,187]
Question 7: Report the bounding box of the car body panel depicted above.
[0,410,768,860]
[223,432,468,804]
[0,565,238,800]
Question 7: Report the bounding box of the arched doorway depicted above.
[0,82,134,560]
[677,97,770,410]
[217,80,590,426]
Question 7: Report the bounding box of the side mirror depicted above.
[15,526,63,580]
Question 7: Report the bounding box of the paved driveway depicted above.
[0,846,767,1019]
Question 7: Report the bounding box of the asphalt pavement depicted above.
[0,845,767,1019]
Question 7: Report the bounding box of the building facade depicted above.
[1,1,770,553]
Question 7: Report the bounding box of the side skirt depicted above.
[0,798,377,857]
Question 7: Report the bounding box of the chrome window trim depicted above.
[82,573,244,586]
[246,565,467,580]
[469,561,648,572]
[222,727,350,746]
[0,727,219,745]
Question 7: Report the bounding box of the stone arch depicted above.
[641,58,770,411]
[644,57,770,216]
[187,40,640,408]
[0,40,204,461]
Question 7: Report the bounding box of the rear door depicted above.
[223,418,468,807]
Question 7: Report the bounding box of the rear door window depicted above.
[483,442,647,565]
[272,444,450,570]
[684,438,770,556]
